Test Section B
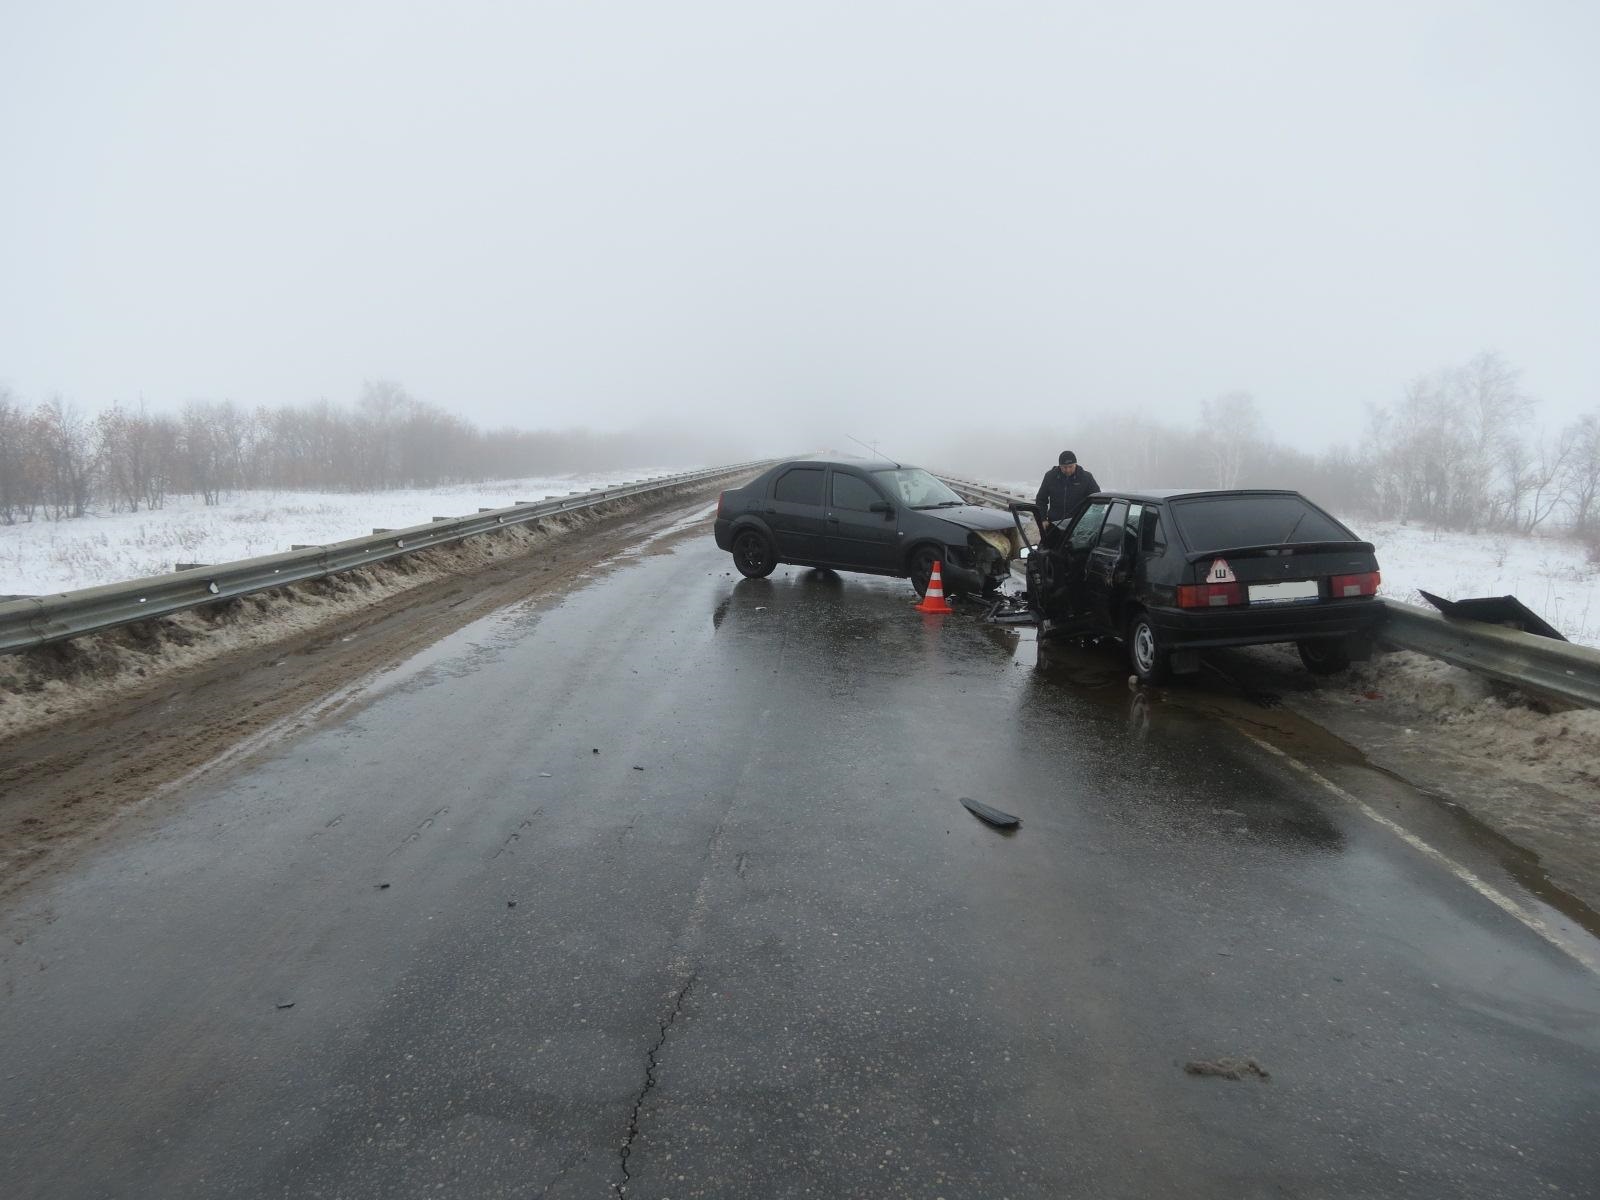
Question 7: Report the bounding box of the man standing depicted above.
[1035,450,1100,542]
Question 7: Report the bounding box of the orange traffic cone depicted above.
[914,560,955,614]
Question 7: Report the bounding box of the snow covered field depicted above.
[1360,520,1599,647]
[994,482,1599,646]
[0,469,689,597]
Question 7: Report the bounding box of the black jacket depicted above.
[1036,466,1101,523]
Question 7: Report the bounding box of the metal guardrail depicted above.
[937,475,1029,509]
[0,463,766,655]
[937,472,1600,710]
[1376,600,1600,709]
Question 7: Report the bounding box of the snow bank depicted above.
[0,469,687,596]
[1337,650,1600,795]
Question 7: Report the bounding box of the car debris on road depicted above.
[960,796,1021,829]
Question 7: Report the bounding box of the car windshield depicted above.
[871,469,964,509]
[1170,494,1353,553]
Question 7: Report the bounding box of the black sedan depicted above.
[1016,488,1384,682]
[714,459,1025,595]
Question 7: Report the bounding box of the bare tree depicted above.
[179,402,230,504]
[1451,351,1534,530]
[32,396,94,519]
[1513,431,1571,534]
[1198,392,1263,489]
[1561,413,1600,535]
[0,387,42,523]
[94,401,177,513]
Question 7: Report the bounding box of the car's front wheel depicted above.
[907,544,942,597]
[1297,639,1351,675]
[1127,611,1169,684]
[731,529,777,579]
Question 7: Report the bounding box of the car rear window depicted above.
[1170,494,1352,553]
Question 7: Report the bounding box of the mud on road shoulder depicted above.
[0,485,730,903]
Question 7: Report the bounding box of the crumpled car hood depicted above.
[928,505,1016,534]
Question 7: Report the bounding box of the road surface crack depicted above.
[614,970,698,1196]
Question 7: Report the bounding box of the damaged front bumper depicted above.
[944,530,1019,594]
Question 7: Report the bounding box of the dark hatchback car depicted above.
[1017,488,1383,682]
[715,459,1024,595]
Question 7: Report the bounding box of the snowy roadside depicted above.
[0,468,690,597]
[1237,643,1600,916]
[0,477,726,742]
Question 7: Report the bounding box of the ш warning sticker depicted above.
[1207,558,1236,584]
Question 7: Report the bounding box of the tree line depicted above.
[6,354,1597,549]
[0,381,712,524]
[934,352,1599,551]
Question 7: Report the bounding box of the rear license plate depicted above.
[1248,580,1320,605]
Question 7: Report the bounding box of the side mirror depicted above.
[869,501,894,515]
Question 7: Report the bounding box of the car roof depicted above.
[1088,488,1306,504]
[766,457,906,473]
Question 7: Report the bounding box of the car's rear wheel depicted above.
[1297,639,1351,675]
[1127,611,1169,684]
[731,529,776,579]
[908,544,942,597]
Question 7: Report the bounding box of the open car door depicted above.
[1032,498,1111,637]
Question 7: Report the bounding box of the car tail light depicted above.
[1330,570,1380,598]
[717,491,726,517]
[1177,581,1245,608]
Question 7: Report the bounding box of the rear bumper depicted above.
[1147,598,1383,650]
[713,518,733,551]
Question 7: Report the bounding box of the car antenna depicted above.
[844,434,890,462]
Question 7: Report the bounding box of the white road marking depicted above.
[1236,727,1600,978]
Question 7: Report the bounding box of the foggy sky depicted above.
[2,1,1596,458]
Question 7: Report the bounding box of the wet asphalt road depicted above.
[3,504,1598,1199]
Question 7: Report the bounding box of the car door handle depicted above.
[764,508,777,515]
[826,516,840,524]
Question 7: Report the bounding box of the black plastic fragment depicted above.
[960,797,1021,829]
[276,1001,295,1010]
[1417,590,1566,640]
